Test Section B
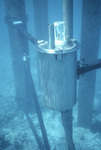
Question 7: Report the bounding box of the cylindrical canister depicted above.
[36,41,78,112]
[36,21,78,111]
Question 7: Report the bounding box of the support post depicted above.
[62,0,75,150]
[78,0,101,128]
[33,0,48,40]
[5,0,33,113]
[61,111,75,150]
[63,0,73,40]
[5,0,50,149]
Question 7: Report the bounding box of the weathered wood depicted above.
[33,0,48,40]
[5,1,50,149]
[78,0,101,128]
[5,0,33,112]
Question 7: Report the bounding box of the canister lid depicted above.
[36,39,79,54]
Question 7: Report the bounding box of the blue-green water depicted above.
[0,0,101,150]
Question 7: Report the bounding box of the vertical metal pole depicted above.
[78,0,101,128]
[33,0,48,40]
[61,111,75,150]
[48,24,55,49]
[62,0,75,150]
[63,0,73,40]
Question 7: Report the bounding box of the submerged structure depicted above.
[3,0,101,149]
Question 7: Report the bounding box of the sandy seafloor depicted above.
[0,46,101,150]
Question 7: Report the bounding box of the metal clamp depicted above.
[55,48,63,60]
[5,15,28,25]
[23,53,29,61]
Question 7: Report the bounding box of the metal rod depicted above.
[17,25,38,45]
[61,111,76,150]
[23,60,50,150]
[63,0,75,149]
[25,113,44,150]
[77,59,101,76]
[48,24,55,49]
[63,0,73,40]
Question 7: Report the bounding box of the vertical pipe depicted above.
[61,111,75,150]
[63,0,73,40]
[62,0,75,150]
[48,24,55,49]
[78,0,101,128]
[33,0,48,40]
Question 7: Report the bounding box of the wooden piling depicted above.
[5,0,50,149]
[33,0,48,41]
[5,0,33,112]
[78,0,101,128]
